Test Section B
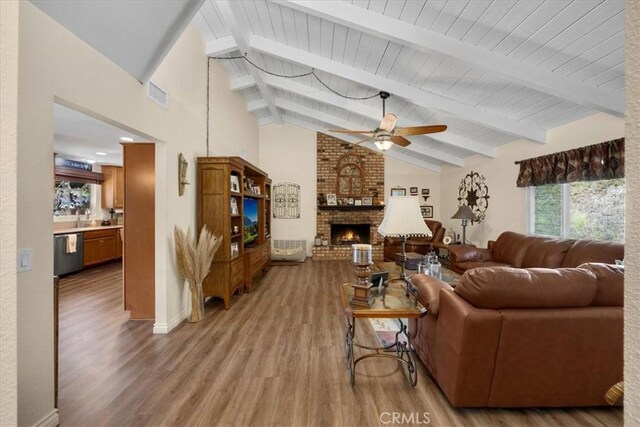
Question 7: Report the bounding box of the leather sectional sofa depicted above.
[383,220,445,261]
[409,232,624,408]
[447,231,624,274]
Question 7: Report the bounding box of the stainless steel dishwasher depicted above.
[54,233,84,276]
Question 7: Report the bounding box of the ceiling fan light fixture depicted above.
[375,139,393,151]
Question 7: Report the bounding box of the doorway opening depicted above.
[52,101,156,415]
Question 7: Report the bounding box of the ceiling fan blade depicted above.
[353,136,376,146]
[329,129,375,136]
[394,125,447,136]
[390,135,411,147]
[378,113,397,132]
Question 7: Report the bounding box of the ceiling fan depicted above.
[330,91,447,151]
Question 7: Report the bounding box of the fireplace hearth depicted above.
[331,224,371,245]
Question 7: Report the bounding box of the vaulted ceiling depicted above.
[195,0,625,172]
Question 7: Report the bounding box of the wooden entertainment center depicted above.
[197,157,271,309]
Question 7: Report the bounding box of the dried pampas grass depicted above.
[174,225,222,322]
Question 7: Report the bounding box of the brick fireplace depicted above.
[313,133,385,261]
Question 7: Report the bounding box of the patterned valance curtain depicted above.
[516,138,624,188]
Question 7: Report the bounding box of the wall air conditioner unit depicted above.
[147,80,169,109]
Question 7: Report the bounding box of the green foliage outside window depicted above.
[569,179,624,242]
[534,184,562,236]
[532,179,624,242]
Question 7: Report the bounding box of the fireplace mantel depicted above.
[317,205,385,211]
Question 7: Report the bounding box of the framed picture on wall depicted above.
[390,187,406,196]
[326,193,337,206]
[421,205,434,219]
[422,188,430,195]
[410,187,418,195]
[362,197,373,206]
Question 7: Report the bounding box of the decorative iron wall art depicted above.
[457,171,489,222]
[273,182,301,219]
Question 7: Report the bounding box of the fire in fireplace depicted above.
[331,224,371,245]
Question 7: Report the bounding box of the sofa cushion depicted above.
[455,261,512,271]
[455,267,597,309]
[562,239,624,268]
[521,236,575,268]
[490,232,530,267]
[578,263,624,307]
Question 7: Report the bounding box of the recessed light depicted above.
[86,159,96,164]
[96,152,107,156]
[120,136,134,142]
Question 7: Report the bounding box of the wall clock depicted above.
[457,170,489,223]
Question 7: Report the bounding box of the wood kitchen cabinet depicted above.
[101,166,124,209]
[83,228,121,267]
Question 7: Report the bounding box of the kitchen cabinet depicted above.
[101,166,124,209]
[116,228,123,258]
[83,228,121,267]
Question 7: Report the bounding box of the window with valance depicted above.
[516,138,624,187]
[517,138,625,242]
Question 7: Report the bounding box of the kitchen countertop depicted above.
[54,225,123,235]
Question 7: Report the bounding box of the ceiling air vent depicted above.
[147,80,168,109]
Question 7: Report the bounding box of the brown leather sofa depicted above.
[383,220,445,261]
[447,231,624,274]
[411,263,623,407]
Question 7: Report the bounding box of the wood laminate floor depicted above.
[58,260,623,427]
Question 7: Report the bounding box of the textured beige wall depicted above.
[625,0,640,422]
[385,157,441,220]
[0,1,19,425]
[208,59,260,164]
[439,113,624,246]
[259,123,317,255]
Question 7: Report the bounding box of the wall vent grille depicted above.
[147,80,168,108]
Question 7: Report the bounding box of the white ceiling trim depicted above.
[278,0,624,117]
[205,35,237,56]
[230,74,256,91]
[274,98,463,167]
[249,35,547,143]
[247,99,268,113]
[282,115,442,173]
[258,116,276,127]
[253,74,496,158]
[214,1,282,122]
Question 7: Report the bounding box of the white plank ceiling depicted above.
[194,0,625,171]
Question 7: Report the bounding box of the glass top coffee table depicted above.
[340,281,427,387]
[373,261,462,287]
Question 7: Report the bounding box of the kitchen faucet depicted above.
[77,209,91,228]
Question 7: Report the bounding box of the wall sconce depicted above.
[178,153,190,196]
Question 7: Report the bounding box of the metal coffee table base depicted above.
[344,317,418,387]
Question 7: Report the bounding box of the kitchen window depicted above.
[53,181,96,216]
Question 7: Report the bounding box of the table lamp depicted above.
[451,205,478,245]
[378,196,431,301]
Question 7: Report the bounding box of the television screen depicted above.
[243,198,259,245]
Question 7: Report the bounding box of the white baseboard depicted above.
[153,310,187,334]
[34,409,59,427]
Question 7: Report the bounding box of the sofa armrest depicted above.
[447,246,493,263]
[411,274,454,316]
[435,291,503,407]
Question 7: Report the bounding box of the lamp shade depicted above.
[451,205,478,221]
[378,196,432,237]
